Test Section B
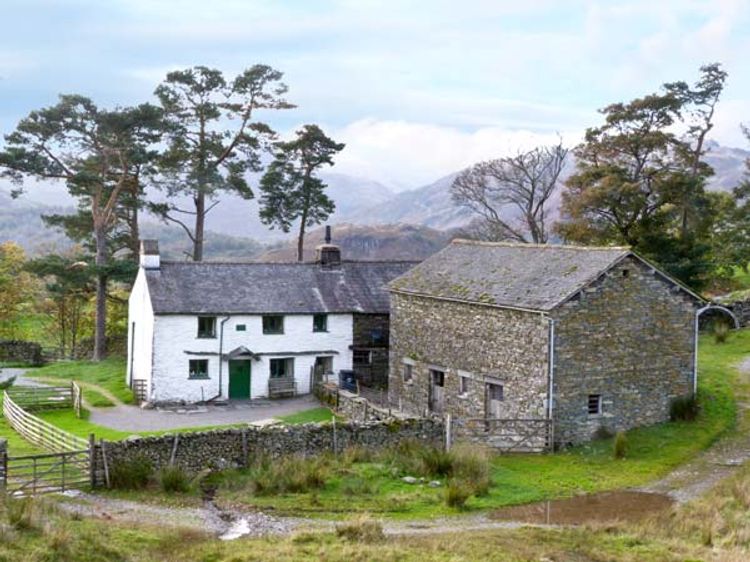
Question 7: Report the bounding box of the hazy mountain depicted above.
[341,142,749,230]
[257,223,451,262]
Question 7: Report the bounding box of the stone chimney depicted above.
[315,226,341,268]
[140,240,160,270]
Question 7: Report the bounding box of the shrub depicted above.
[158,466,192,494]
[247,455,329,496]
[4,497,35,531]
[670,395,700,422]
[418,447,454,477]
[336,515,384,543]
[613,430,628,459]
[109,455,153,490]
[445,479,473,509]
[451,444,491,496]
[0,376,16,390]
[593,425,614,440]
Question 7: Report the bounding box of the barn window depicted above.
[459,375,469,396]
[263,315,284,335]
[429,369,445,387]
[188,359,209,379]
[403,363,413,383]
[588,394,602,415]
[622,269,630,278]
[197,316,216,338]
[353,350,372,366]
[487,383,503,402]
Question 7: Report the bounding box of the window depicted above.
[488,383,503,402]
[313,314,328,332]
[263,315,284,334]
[622,269,630,278]
[588,394,602,415]
[236,324,246,332]
[353,350,372,366]
[270,357,294,378]
[197,316,216,338]
[459,375,469,396]
[403,363,413,383]
[188,359,209,379]
[430,369,445,387]
[370,328,386,345]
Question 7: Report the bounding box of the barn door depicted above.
[486,382,504,418]
[429,369,445,414]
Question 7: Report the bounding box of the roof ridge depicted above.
[159,259,421,266]
[450,239,631,251]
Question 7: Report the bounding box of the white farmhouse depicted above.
[126,239,415,404]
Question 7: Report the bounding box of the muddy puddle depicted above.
[491,491,673,525]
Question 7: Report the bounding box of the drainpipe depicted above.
[694,304,714,396]
[547,316,556,448]
[207,315,231,402]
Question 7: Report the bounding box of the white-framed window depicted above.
[588,394,602,415]
[188,359,209,379]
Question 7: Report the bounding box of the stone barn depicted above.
[387,240,703,446]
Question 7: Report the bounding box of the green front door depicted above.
[228,360,251,399]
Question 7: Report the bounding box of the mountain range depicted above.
[1,141,747,260]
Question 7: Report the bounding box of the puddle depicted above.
[219,518,251,541]
[491,491,673,525]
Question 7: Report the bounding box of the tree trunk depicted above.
[93,225,108,362]
[193,192,205,262]
[297,217,306,262]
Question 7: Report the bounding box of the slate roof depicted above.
[388,240,700,311]
[145,261,418,315]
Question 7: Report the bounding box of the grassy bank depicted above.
[27,358,133,404]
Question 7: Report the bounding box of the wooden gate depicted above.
[2,449,91,496]
[448,418,552,453]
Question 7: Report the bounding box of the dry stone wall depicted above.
[551,256,697,445]
[91,419,443,482]
[0,340,44,366]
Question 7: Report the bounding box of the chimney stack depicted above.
[139,240,160,270]
[315,225,341,268]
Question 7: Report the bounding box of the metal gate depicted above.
[2,448,91,496]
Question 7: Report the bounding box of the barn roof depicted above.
[145,260,418,315]
[388,240,702,312]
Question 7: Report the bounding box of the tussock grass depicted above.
[335,515,385,543]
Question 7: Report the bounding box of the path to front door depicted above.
[229,360,252,399]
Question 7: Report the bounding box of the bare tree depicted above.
[451,143,568,243]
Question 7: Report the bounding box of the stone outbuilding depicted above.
[387,240,703,446]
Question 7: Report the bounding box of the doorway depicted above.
[429,369,445,414]
[228,360,251,399]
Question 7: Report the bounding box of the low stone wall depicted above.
[336,389,404,422]
[91,418,443,483]
[0,340,44,366]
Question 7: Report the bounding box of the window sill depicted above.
[188,376,210,381]
[263,332,284,336]
[313,330,329,333]
[458,393,469,400]
[197,335,217,339]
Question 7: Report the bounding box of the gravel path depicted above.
[88,394,320,432]
[57,491,300,539]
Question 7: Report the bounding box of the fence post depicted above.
[332,416,338,456]
[0,438,7,493]
[88,433,96,488]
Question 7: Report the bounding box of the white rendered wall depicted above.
[126,269,155,394]
[151,313,353,403]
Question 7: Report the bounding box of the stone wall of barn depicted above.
[551,255,698,445]
[388,292,550,420]
[90,419,443,482]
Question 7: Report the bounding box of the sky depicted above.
[0,0,749,190]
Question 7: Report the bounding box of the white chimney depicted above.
[140,240,160,270]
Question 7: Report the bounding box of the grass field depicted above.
[277,407,337,424]
[27,358,133,404]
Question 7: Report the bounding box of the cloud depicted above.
[328,119,583,189]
